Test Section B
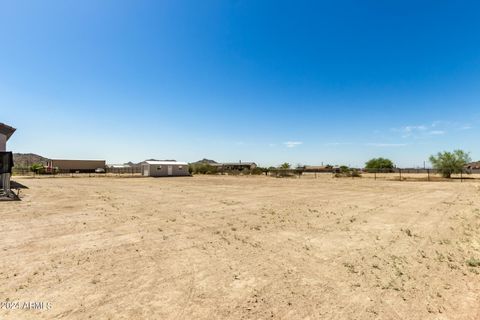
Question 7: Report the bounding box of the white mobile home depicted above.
[142,161,190,177]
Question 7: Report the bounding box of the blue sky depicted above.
[1,1,479,167]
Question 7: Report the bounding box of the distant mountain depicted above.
[13,153,50,168]
[191,158,218,165]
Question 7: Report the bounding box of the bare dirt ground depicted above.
[1,175,480,319]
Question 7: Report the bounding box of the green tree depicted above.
[280,163,291,169]
[429,150,471,178]
[365,158,394,172]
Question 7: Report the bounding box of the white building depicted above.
[142,161,190,177]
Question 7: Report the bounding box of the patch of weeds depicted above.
[401,228,413,237]
[382,279,402,291]
[343,262,358,274]
[466,258,480,267]
[435,251,445,262]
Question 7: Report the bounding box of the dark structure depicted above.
[212,161,257,171]
[0,123,16,196]
[48,159,106,173]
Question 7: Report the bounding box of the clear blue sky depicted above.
[1,1,479,167]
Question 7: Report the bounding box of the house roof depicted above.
[145,161,188,165]
[218,162,256,166]
[304,165,332,170]
[465,161,480,169]
[0,123,16,141]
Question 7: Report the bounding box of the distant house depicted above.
[48,159,106,173]
[465,161,480,170]
[212,161,257,171]
[302,165,334,172]
[142,160,190,177]
[0,123,16,196]
[108,164,131,169]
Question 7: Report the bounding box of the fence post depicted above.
[374,171,376,180]
[399,169,402,181]
[427,169,430,181]
[460,171,463,182]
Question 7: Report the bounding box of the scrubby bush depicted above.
[251,167,266,175]
[334,166,361,178]
[365,158,394,172]
[30,163,45,174]
[189,163,218,175]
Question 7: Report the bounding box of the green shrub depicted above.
[251,167,265,175]
[467,258,480,267]
[334,166,361,178]
[30,163,45,174]
[365,158,394,172]
[189,163,218,175]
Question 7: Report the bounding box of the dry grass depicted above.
[1,175,480,319]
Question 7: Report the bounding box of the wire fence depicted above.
[268,168,480,181]
[12,166,143,178]
[11,166,480,182]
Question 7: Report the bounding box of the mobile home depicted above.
[142,161,189,177]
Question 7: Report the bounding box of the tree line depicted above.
[365,150,471,178]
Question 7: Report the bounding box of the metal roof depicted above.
[145,161,188,165]
[0,123,16,141]
[219,162,256,166]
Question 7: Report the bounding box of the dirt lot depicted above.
[1,175,480,319]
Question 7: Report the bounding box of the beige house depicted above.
[48,159,106,173]
[142,161,190,177]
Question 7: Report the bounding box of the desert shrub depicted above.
[30,163,45,174]
[334,166,361,178]
[189,163,218,175]
[466,258,480,267]
[272,168,298,178]
[251,167,265,175]
[340,166,350,174]
[365,158,394,172]
[225,170,241,176]
[351,169,361,177]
